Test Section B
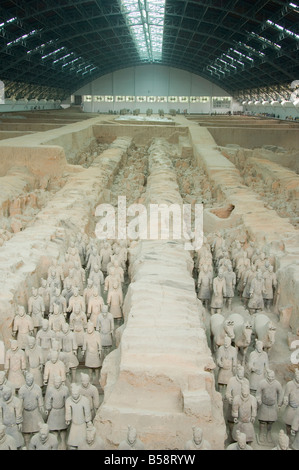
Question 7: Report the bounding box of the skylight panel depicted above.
[120,0,165,61]
[266,20,299,40]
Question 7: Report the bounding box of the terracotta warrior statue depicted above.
[36,319,56,363]
[283,369,299,437]
[65,383,92,450]
[5,339,26,391]
[272,430,291,451]
[232,383,257,446]
[225,365,249,440]
[28,422,58,451]
[223,264,236,311]
[197,264,212,309]
[184,426,212,450]
[43,349,66,391]
[256,369,283,445]
[82,321,102,384]
[12,306,34,350]
[0,424,17,450]
[211,268,226,315]
[226,430,253,450]
[107,281,123,327]
[96,305,114,356]
[28,287,45,334]
[216,335,238,395]
[118,425,145,450]
[78,422,106,450]
[248,340,269,395]
[0,385,24,449]
[19,372,44,447]
[79,373,100,420]
[45,375,69,450]
[60,322,79,383]
[248,270,265,315]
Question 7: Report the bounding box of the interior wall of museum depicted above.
[74,65,236,114]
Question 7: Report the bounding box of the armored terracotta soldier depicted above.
[78,422,105,450]
[224,264,236,311]
[5,340,26,391]
[272,430,291,451]
[216,335,238,395]
[283,369,299,437]
[0,371,16,400]
[211,268,226,315]
[118,425,145,450]
[49,288,67,316]
[0,385,24,449]
[84,279,94,311]
[61,280,74,310]
[248,270,265,315]
[248,340,269,395]
[25,336,44,388]
[36,319,56,363]
[45,375,69,449]
[47,268,62,299]
[67,286,86,315]
[28,422,58,450]
[232,383,257,445]
[96,305,114,355]
[99,243,112,275]
[60,323,79,383]
[242,264,257,308]
[79,373,100,420]
[225,365,250,438]
[69,304,88,357]
[43,350,66,390]
[0,424,17,450]
[82,322,102,384]
[28,287,45,334]
[73,260,86,294]
[226,430,253,450]
[89,264,105,296]
[256,369,283,445]
[263,265,277,312]
[39,278,51,316]
[107,281,123,326]
[47,259,64,285]
[65,383,92,450]
[19,372,44,447]
[12,306,34,350]
[49,302,66,334]
[87,287,104,326]
[184,426,212,450]
[197,264,213,309]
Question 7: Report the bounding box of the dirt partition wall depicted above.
[207,127,299,151]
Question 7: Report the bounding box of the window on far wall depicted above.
[105,96,114,102]
[94,96,105,102]
[157,96,167,103]
[84,95,92,102]
[212,96,232,108]
[137,96,147,102]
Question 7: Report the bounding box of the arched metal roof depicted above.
[0,0,298,99]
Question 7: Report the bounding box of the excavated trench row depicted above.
[0,137,132,346]
[95,138,225,450]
